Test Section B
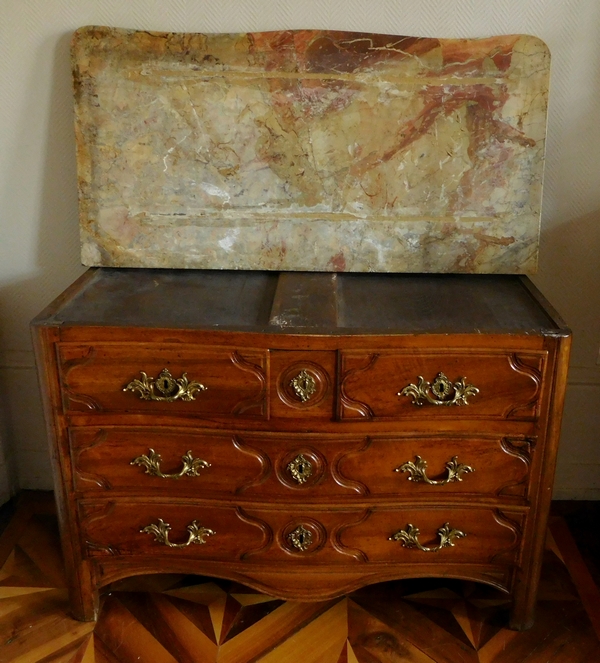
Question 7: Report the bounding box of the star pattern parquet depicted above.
[1,498,600,662]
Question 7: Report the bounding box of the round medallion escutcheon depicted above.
[280,518,326,555]
[277,448,325,489]
[277,362,330,409]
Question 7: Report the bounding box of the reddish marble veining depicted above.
[73,27,550,273]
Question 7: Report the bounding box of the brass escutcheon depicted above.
[399,372,479,406]
[141,518,215,548]
[131,449,210,479]
[389,522,466,552]
[287,454,313,484]
[396,456,474,485]
[124,368,206,402]
[288,525,313,551]
[290,369,317,402]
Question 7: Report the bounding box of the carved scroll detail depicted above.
[236,507,274,560]
[80,501,118,555]
[72,429,111,490]
[505,354,544,419]
[497,437,536,498]
[490,510,524,564]
[232,436,272,494]
[331,510,372,561]
[331,437,372,495]
[339,354,378,419]
[230,351,268,416]
[61,346,102,411]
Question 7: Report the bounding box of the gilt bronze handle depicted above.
[124,368,206,402]
[389,523,466,552]
[396,456,474,485]
[131,449,210,479]
[141,518,215,548]
[399,372,479,406]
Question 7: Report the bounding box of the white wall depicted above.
[1,0,599,500]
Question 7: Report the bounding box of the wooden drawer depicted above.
[70,428,267,496]
[335,434,534,502]
[80,500,525,568]
[58,343,268,418]
[336,506,525,566]
[80,501,266,560]
[339,350,547,421]
[70,428,534,502]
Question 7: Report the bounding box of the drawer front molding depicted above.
[58,344,268,418]
[339,350,547,421]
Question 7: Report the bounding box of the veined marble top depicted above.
[73,27,550,273]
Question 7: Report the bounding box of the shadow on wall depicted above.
[0,31,84,357]
[538,208,600,500]
[0,32,85,496]
[534,207,600,369]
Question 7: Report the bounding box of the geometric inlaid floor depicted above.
[2,496,600,662]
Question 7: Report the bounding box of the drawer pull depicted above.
[141,518,215,548]
[399,372,479,406]
[123,368,206,402]
[396,455,474,485]
[290,370,317,402]
[288,525,313,551]
[287,454,313,484]
[131,449,210,479]
[389,523,466,552]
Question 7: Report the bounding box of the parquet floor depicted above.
[1,495,600,662]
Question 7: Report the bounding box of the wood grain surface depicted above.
[1,497,599,663]
[31,270,571,628]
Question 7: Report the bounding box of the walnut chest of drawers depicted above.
[32,269,571,629]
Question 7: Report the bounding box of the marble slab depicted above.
[72,27,550,273]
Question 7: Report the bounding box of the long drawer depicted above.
[79,500,525,567]
[70,427,534,502]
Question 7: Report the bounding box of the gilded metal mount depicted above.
[141,518,215,548]
[288,525,313,551]
[389,523,466,552]
[287,454,313,484]
[399,372,479,406]
[124,368,206,402]
[396,456,474,485]
[290,370,317,402]
[131,449,210,479]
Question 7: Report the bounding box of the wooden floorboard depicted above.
[1,496,599,663]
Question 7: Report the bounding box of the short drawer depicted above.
[80,500,525,568]
[339,350,547,421]
[57,343,267,418]
[71,428,534,502]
